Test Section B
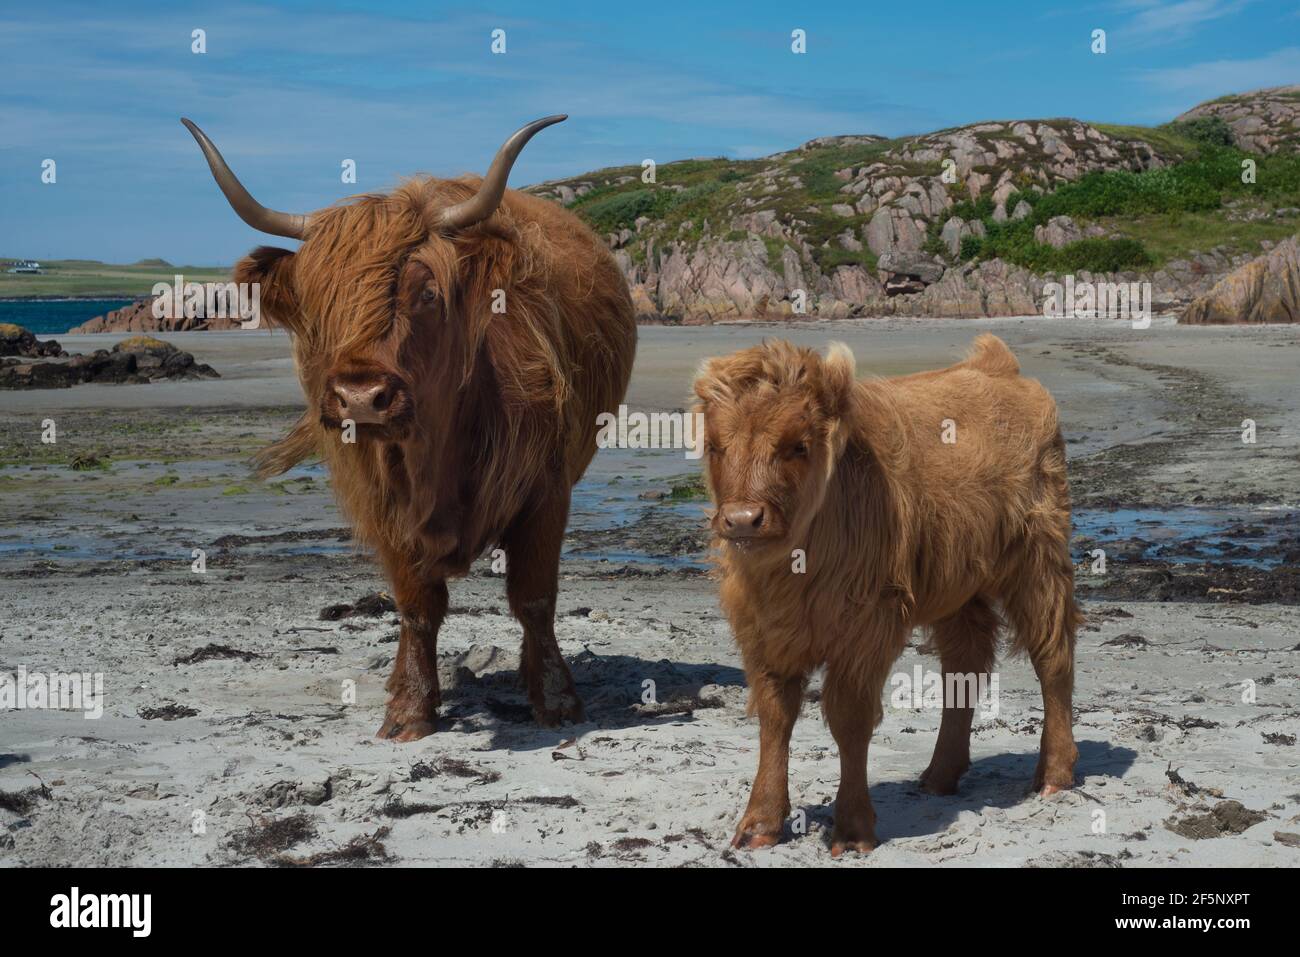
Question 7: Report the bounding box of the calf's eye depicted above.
[420,285,438,303]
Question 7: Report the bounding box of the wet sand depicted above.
[2,316,1298,867]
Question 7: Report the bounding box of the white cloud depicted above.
[1136,45,1300,101]
[1111,0,1253,47]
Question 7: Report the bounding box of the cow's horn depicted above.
[439,114,567,230]
[181,118,311,240]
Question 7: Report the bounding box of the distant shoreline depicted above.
[0,295,147,302]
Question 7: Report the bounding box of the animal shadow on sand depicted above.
[793,739,1137,850]
[439,650,747,751]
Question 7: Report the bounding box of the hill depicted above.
[0,259,228,299]
[529,85,1300,320]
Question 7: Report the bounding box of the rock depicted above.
[939,217,986,257]
[865,206,924,256]
[877,251,945,285]
[0,322,64,358]
[1011,200,1032,221]
[1182,235,1300,324]
[1175,84,1300,154]
[0,329,220,389]
[70,288,252,334]
[1034,215,1083,248]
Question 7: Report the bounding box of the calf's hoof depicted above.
[830,805,877,857]
[919,763,967,796]
[531,694,585,727]
[731,809,785,849]
[377,707,437,741]
[377,718,436,741]
[1033,756,1077,797]
[830,836,878,858]
[527,659,584,726]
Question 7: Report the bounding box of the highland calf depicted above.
[694,335,1080,856]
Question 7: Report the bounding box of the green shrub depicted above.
[1163,116,1236,149]
[574,180,724,233]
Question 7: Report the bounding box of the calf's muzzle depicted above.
[719,503,766,538]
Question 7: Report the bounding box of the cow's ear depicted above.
[820,342,856,418]
[234,246,301,333]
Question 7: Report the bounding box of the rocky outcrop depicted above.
[0,332,220,389]
[1182,236,1300,324]
[1,322,66,358]
[1034,215,1106,248]
[1176,85,1300,155]
[70,290,250,334]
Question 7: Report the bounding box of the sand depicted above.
[1,316,1298,867]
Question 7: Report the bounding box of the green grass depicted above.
[956,145,1300,272]
[667,474,707,500]
[0,258,230,298]
[1106,210,1300,264]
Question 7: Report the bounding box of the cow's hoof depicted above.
[1038,782,1070,798]
[731,811,784,850]
[377,716,436,741]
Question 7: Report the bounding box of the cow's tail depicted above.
[962,333,1020,378]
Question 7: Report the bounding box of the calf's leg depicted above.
[503,493,583,726]
[1003,526,1081,795]
[377,563,448,742]
[920,597,1000,795]
[732,669,804,849]
[822,668,879,856]
[822,623,905,856]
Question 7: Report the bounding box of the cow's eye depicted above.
[706,442,724,457]
[785,442,809,459]
[419,285,438,303]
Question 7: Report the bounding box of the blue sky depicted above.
[2,0,1296,265]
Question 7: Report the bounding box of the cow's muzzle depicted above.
[322,368,412,430]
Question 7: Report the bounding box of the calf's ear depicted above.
[820,341,856,417]
[233,246,301,333]
[692,358,725,406]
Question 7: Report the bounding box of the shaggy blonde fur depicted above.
[695,334,1080,855]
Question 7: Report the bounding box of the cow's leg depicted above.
[377,564,448,742]
[503,493,583,726]
[920,597,1000,795]
[732,668,804,849]
[1003,529,1080,796]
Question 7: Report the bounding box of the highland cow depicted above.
[694,335,1079,856]
[184,115,637,737]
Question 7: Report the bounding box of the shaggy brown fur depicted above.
[694,334,1080,856]
[236,175,636,737]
